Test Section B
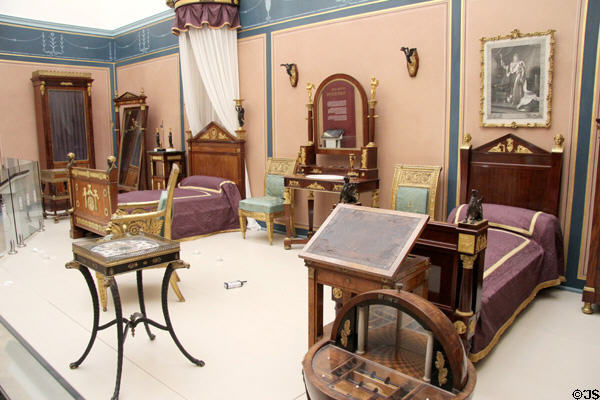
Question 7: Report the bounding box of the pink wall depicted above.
[239,35,267,198]
[0,61,112,167]
[462,0,583,222]
[116,54,182,153]
[269,2,449,228]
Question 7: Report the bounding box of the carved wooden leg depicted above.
[266,214,274,245]
[307,190,315,237]
[95,272,108,312]
[284,188,293,249]
[308,267,323,347]
[239,211,247,239]
[169,272,185,302]
[582,302,593,314]
[290,199,297,238]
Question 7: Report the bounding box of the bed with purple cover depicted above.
[118,175,241,240]
[448,203,565,361]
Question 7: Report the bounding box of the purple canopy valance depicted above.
[168,0,241,34]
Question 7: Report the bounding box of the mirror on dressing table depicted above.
[283,74,380,250]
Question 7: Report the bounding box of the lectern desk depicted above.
[299,204,430,346]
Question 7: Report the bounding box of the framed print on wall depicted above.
[480,29,555,128]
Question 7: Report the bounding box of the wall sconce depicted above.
[400,47,419,77]
[280,63,299,87]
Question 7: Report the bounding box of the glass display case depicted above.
[0,158,44,256]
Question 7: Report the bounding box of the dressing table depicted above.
[283,74,380,249]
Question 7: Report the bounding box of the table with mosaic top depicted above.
[66,233,203,400]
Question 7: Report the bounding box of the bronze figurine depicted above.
[339,177,358,204]
[168,129,174,148]
[464,189,484,224]
[236,103,245,128]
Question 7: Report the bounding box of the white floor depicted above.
[0,219,598,400]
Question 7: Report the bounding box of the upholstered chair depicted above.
[238,158,297,244]
[95,164,184,311]
[390,164,442,220]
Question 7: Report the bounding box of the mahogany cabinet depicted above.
[31,70,95,169]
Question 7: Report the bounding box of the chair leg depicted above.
[95,272,108,312]
[173,270,181,282]
[169,272,185,302]
[239,211,247,239]
[266,215,274,245]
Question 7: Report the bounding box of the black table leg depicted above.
[161,264,205,367]
[136,270,155,340]
[69,264,100,369]
[107,277,124,400]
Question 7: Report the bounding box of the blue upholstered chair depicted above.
[391,164,442,220]
[239,158,297,244]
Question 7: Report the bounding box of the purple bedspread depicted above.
[448,203,565,360]
[118,177,241,240]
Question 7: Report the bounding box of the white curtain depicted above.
[179,26,258,229]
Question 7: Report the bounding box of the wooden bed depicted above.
[68,121,246,239]
[411,133,564,361]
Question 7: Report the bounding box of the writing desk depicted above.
[298,205,430,346]
[66,233,203,400]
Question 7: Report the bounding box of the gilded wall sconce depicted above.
[280,63,299,87]
[400,47,419,77]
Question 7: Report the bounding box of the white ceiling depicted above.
[0,0,171,31]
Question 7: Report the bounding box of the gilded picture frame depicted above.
[480,29,555,128]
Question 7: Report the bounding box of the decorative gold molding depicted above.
[333,184,343,192]
[60,81,73,86]
[288,180,300,187]
[372,189,379,208]
[460,254,476,270]
[32,70,92,79]
[340,319,352,348]
[307,190,315,200]
[40,81,45,96]
[199,127,229,141]
[369,76,379,103]
[458,234,475,254]
[583,286,596,293]
[455,309,474,317]
[283,188,292,205]
[476,234,487,252]
[307,266,315,279]
[469,319,476,335]
[488,138,532,153]
[307,182,325,191]
[71,168,109,181]
[435,351,448,386]
[87,82,92,97]
[480,29,555,128]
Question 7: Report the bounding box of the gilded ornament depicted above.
[361,149,368,169]
[307,182,325,191]
[83,184,99,212]
[306,82,315,104]
[476,234,487,252]
[458,233,475,254]
[369,76,379,102]
[469,319,476,335]
[340,319,352,348]
[40,81,45,96]
[435,351,448,385]
[460,254,476,270]
[372,189,379,208]
[454,320,466,334]
[332,287,343,299]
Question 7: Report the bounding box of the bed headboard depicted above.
[186,121,246,199]
[459,133,564,216]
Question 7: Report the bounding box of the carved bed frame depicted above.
[69,121,246,238]
[186,121,246,199]
[411,133,564,355]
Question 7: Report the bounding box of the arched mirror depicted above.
[313,74,368,154]
[113,91,148,191]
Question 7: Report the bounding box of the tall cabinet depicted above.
[583,117,600,314]
[31,70,95,169]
